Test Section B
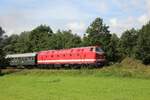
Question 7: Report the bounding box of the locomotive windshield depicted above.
[96,47,104,52]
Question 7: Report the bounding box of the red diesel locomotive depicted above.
[37,46,105,67]
[6,46,105,68]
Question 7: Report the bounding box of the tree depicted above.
[0,26,5,47]
[136,22,150,64]
[83,17,112,62]
[84,17,110,46]
[4,25,54,53]
[120,28,138,57]
[60,30,81,49]
[0,27,5,39]
[14,31,31,53]
[3,34,19,54]
[0,48,5,65]
[51,30,82,49]
[107,34,121,62]
[29,25,53,51]
[0,26,6,67]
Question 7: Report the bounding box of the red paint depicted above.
[37,46,105,65]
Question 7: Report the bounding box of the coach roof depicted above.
[6,53,37,58]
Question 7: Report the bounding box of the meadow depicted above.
[0,58,150,100]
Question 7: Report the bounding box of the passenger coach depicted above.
[6,53,37,67]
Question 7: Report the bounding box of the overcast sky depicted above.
[0,0,150,37]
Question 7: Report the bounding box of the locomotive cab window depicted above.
[96,47,103,52]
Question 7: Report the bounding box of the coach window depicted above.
[11,59,13,63]
[30,57,33,60]
[21,57,23,61]
[14,58,16,61]
[23,57,25,61]
[22,58,24,62]
[16,57,17,61]
[20,57,23,61]
[14,58,17,62]
[12,58,14,62]
[11,58,14,62]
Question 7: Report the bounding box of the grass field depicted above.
[0,58,150,100]
[0,69,150,100]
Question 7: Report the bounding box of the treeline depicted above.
[0,17,150,65]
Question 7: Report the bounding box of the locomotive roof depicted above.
[40,46,98,52]
[6,52,37,58]
[38,46,99,55]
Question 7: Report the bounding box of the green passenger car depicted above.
[6,53,37,66]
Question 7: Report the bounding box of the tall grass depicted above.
[101,57,150,78]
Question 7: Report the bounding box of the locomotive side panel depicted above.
[37,47,97,65]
